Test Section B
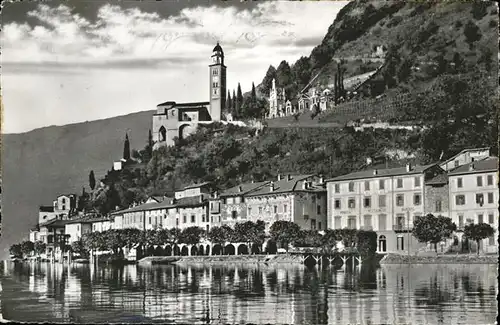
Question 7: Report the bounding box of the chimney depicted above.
[270,181,275,192]
[469,163,475,171]
[277,174,282,181]
[302,182,308,190]
[287,174,292,181]
[373,169,378,175]
[366,157,373,165]
[199,195,204,203]
[319,175,325,184]
[406,163,412,172]
[238,186,243,193]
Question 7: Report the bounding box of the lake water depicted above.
[0,261,497,324]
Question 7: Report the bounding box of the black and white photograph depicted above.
[0,0,498,324]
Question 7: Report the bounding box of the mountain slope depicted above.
[0,110,154,259]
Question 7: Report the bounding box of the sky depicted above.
[1,0,349,134]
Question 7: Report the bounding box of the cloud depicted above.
[2,2,345,68]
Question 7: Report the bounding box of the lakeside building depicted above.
[326,163,446,254]
[152,43,226,148]
[439,147,491,172]
[38,194,78,224]
[447,156,498,253]
[244,175,327,233]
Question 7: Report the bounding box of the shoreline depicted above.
[380,253,498,265]
[138,254,307,266]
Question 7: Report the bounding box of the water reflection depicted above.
[0,261,497,324]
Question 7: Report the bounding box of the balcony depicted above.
[393,224,413,232]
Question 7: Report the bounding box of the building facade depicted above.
[326,163,445,254]
[152,43,225,148]
[245,175,327,233]
[439,147,491,172]
[448,157,498,253]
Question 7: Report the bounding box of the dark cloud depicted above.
[2,0,261,26]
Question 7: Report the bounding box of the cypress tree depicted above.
[147,129,153,157]
[89,170,96,190]
[232,89,238,118]
[123,133,130,161]
[227,91,232,113]
[237,83,243,109]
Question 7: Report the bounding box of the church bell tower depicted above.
[209,42,226,121]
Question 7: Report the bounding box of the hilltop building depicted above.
[152,43,226,148]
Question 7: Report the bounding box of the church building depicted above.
[152,43,227,148]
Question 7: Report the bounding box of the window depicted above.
[201,215,205,223]
[457,178,463,188]
[435,200,442,212]
[318,222,322,230]
[455,195,465,205]
[183,215,187,223]
[77,225,80,231]
[176,218,179,226]
[379,179,385,190]
[176,208,180,213]
[478,214,483,223]
[363,215,372,229]
[487,175,493,185]
[231,211,237,219]
[348,198,355,209]
[62,198,66,204]
[458,215,464,228]
[488,236,495,246]
[149,217,152,224]
[466,218,474,225]
[364,197,371,208]
[259,207,263,214]
[334,216,342,229]
[397,179,403,188]
[213,89,218,95]
[334,199,341,209]
[273,206,278,214]
[396,194,404,207]
[62,205,66,210]
[248,207,252,215]
[397,237,405,251]
[488,214,494,224]
[334,184,340,193]
[454,160,459,168]
[347,216,357,229]
[311,219,316,230]
[348,182,354,192]
[284,205,287,213]
[488,192,494,204]
[378,214,387,231]
[413,194,421,206]
[379,195,386,207]
[477,176,483,187]
[317,205,321,214]
[414,177,421,188]
[364,181,370,191]
[476,193,484,205]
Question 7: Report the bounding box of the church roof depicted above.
[157,101,210,108]
[213,42,223,54]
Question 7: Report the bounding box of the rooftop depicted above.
[440,147,491,165]
[327,163,437,182]
[246,175,324,196]
[157,101,210,108]
[220,181,271,197]
[448,156,498,176]
[425,173,448,185]
[182,182,212,190]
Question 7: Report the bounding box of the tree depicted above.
[412,214,456,253]
[34,241,47,257]
[261,65,277,95]
[226,91,232,115]
[463,223,494,255]
[464,20,482,49]
[180,226,205,245]
[20,240,35,257]
[147,129,153,158]
[70,239,89,259]
[234,221,266,251]
[236,83,244,118]
[208,226,227,246]
[89,170,96,190]
[321,229,341,252]
[276,60,292,88]
[295,230,323,248]
[123,133,131,161]
[9,243,22,258]
[269,221,301,252]
[232,89,238,118]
